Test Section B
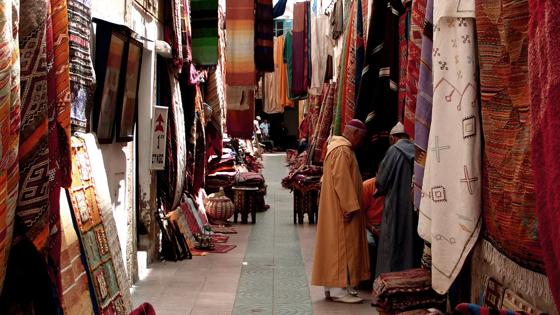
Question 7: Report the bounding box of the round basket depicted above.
[205,188,235,221]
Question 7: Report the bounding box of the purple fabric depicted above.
[413,0,433,210]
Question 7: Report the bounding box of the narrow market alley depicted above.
[132,154,375,315]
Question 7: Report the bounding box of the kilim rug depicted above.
[528,0,560,308]
[413,0,433,211]
[312,82,336,164]
[191,0,218,65]
[67,134,131,314]
[46,2,63,302]
[68,0,95,131]
[418,0,481,294]
[18,0,51,251]
[0,0,20,294]
[225,0,256,86]
[334,0,356,135]
[255,0,274,72]
[404,0,426,138]
[476,0,544,273]
[49,0,72,187]
[397,3,409,125]
[205,68,225,156]
[59,195,94,315]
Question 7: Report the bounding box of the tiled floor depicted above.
[132,154,378,314]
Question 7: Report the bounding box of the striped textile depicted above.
[255,0,274,72]
[226,87,255,139]
[226,0,256,86]
[404,0,426,138]
[18,0,51,250]
[529,0,560,307]
[354,0,404,175]
[476,0,544,272]
[68,0,96,132]
[0,0,20,294]
[67,135,131,314]
[413,0,433,211]
[191,0,218,65]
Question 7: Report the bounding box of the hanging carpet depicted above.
[312,82,336,164]
[0,0,20,294]
[404,0,426,137]
[413,0,433,211]
[255,0,274,72]
[68,0,95,131]
[18,0,51,251]
[528,0,560,309]
[417,0,481,294]
[225,0,256,86]
[226,87,255,140]
[476,0,544,273]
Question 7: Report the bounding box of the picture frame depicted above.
[116,37,143,143]
[92,20,128,144]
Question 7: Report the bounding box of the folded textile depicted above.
[236,172,265,186]
[373,268,445,313]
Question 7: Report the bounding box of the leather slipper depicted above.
[331,294,363,304]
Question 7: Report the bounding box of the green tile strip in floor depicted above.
[232,154,313,315]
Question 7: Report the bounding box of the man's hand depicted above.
[344,211,357,223]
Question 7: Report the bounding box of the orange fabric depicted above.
[274,35,293,108]
[362,177,384,228]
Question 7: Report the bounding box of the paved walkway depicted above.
[132,154,377,314]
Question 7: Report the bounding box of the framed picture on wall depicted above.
[92,20,128,144]
[116,37,143,142]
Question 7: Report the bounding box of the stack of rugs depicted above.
[373,268,446,313]
[282,165,322,192]
[206,155,238,191]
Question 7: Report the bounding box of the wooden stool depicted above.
[293,188,319,224]
[232,186,259,224]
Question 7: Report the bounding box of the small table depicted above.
[232,186,259,224]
